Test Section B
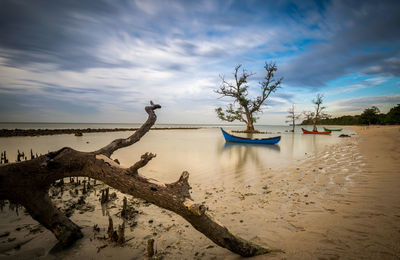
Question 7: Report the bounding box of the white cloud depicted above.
[327,94,400,115]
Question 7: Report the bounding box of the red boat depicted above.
[302,128,331,135]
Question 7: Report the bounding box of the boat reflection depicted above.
[219,142,281,182]
[222,142,281,152]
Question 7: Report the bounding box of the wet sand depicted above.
[0,126,399,259]
[249,125,400,259]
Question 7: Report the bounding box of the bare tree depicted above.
[215,62,282,133]
[302,110,315,124]
[286,104,301,132]
[311,94,329,131]
[0,102,276,257]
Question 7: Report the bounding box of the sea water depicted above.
[0,124,353,187]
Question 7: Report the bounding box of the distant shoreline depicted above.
[0,127,200,137]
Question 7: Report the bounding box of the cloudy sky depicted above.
[0,0,399,124]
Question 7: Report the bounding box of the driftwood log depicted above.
[0,101,274,257]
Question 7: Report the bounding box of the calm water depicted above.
[0,122,234,129]
[0,125,353,188]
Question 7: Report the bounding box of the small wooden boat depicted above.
[323,127,342,132]
[221,128,281,144]
[302,128,331,135]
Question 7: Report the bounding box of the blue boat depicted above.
[221,128,281,144]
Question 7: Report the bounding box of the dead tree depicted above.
[286,104,301,132]
[311,94,329,132]
[0,101,275,257]
[215,63,283,133]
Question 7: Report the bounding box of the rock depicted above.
[74,132,83,137]
[339,134,351,138]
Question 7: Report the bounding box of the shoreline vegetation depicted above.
[301,104,400,126]
[0,127,200,137]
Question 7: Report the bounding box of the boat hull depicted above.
[221,128,281,144]
[302,128,331,135]
[323,127,342,131]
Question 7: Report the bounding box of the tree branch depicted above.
[94,101,161,157]
[250,63,282,113]
[126,152,156,175]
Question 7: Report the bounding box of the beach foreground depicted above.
[258,125,400,259]
[0,126,399,259]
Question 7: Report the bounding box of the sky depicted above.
[0,0,399,125]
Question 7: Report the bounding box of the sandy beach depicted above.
[254,125,400,259]
[0,125,399,259]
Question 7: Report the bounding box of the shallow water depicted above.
[0,126,352,188]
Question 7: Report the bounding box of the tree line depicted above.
[301,104,400,125]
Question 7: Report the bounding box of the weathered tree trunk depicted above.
[246,122,255,132]
[19,190,83,250]
[0,102,276,257]
[244,109,255,133]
